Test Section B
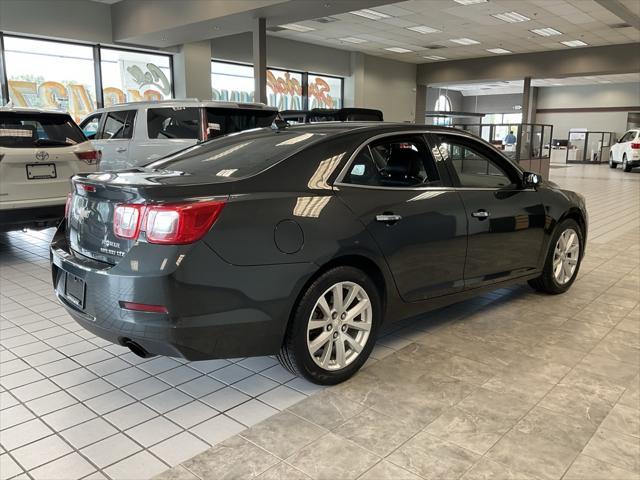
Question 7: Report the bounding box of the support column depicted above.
[414,84,427,124]
[344,52,365,108]
[253,17,267,104]
[521,76,537,124]
[173,40,213,100]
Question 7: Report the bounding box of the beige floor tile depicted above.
[255,462,311,480]
[582,427,640,473]
[460,458,537,480]
[514,406,597,451]
[287,390,365,430]
[358,460,422,480]
[599,403,640,438]
[576,353,639,386]
[539,384,617,428]
[563,454,638,480]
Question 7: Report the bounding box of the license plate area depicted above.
[65,273,85,309]
[26,163,57,180]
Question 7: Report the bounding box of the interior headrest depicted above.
[386,148,423,178]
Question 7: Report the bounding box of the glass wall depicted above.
[4,36,96,122]
[211,62,254,103]
[308,74,342,109]
[267,69,303,110]
[100,48,172,107]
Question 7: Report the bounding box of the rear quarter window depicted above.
[0,112,86,148]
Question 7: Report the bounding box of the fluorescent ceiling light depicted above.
[407,25,440,34]
[339,37,368,44]
[450,37,480,45]
[385,47,413,53]
[453,0,487,4]
[350,8,390,20]
[487,48,512,54]
[599,80,612,83]
[561,40,588,47]
[279,23,315,32]
[530,27,562,36]
[424,55,447,60]
[492,11,530,23]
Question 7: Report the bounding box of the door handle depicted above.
[376,214,402,225]
[115,147,127,153]
[471,210,490,219]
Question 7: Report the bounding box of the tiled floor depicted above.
[156,164,640,480]
[1,164,639,480]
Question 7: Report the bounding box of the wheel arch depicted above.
[559,207,587,252]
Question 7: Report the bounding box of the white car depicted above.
[0,108,99,232]
[79,100,278,171]
[610,129,640,172]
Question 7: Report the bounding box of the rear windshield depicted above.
[206,108,277,139]
[147,107,200,140]
[0,112,86,148]
[147,129,320,179]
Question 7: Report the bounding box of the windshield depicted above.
[148,128,322,179]
[0,112,86,148]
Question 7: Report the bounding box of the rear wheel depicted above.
[623,154,632,172]
[528,219,583,294]
[277,266,381,385]
[609,154,617,168]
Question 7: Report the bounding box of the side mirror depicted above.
[523,171,541,188]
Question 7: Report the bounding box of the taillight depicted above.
[65,193,73,219]
[75,150,101,165]
[144,200,226,244]
[114,204,144,239]
[112,200,225,245]
[631,142,640,149]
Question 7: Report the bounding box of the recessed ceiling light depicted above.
[453,0,487,4]
[492,11,530,23]
[561,40,588,47]
[406,25,440,34]
[487,48,512,54]
[424,55,447,60]
[450,37,480,45]
[339,37,368,44]
[279,23,315,32]
[350,8,390,20]
[385,47,413,53]
[530,27,562,36]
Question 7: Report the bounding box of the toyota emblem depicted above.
[35,151,50,162]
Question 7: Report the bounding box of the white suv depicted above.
[0,108,99,232]
[79,100,278,171]
[610,129,640,172]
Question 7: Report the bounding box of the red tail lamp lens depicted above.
[75,150,101,165]
[631,142,640,149]
[144,200,226,244]
[114,204,144,240]
[120,301,168,314]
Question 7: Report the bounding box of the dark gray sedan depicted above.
[51,123,587,384]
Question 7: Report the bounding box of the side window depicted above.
[147,107,200,140]
[80,114,102,139]
[433,135,516,189]
[343,135,440,188]
[100,110,135,140]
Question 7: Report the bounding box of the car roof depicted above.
[90,99,277,113]
[0,106,73,116]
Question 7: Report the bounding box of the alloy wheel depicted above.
[306,281,372,371]
[553,228,580,285]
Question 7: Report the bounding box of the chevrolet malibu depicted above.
[51,124,587,384]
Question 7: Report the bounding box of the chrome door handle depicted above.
[116,147,127,153]
[376,214,402,224]
[471,210,490,219]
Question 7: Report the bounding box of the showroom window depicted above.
[434,94,452,125]
[211,61,254,102]
[100,48,173,107]
[267,68,303,110]
[3,36,97,123]
[308,73,342,109]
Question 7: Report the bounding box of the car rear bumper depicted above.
[50,223,316,360]
[0,203,65,232]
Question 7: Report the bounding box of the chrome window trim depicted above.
[333,128,531,193]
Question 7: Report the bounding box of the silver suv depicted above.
[79,100,278,171]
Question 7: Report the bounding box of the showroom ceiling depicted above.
[267,0,640,63]
[430,73,640,96]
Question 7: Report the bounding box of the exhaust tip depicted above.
[122,339,156,358]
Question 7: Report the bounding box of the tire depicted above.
[609,155,617,168]
[528,219,583,294]
[277,266,381,385]
[623,154,632,172]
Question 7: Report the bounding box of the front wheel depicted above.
[528,219,583,294]
[277,266,381,385]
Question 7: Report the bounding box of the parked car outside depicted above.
[0,107,99,232]
[51,123,587,384]
[79,100,279,171]
[609,129,640,171]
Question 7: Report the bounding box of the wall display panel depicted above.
[100,48,172,107]
[308,74,342,109]
[211,61,254,102]
[4,36,96,122]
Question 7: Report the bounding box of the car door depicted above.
[613,131,631,162]
[335,133,467,302]
[97,110,136,171]
[428,132,546,289]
